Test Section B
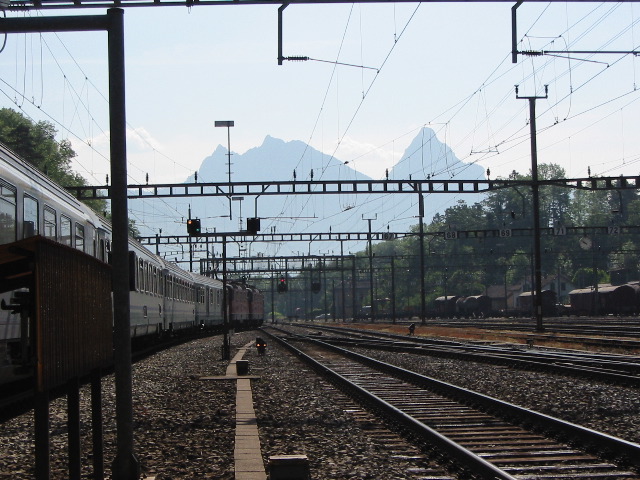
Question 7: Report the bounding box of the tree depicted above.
[0,108,138,238]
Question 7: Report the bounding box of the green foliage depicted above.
[1,108,80,184]
[0,108,139,239]
[351,163,640,317]
[572,268,610,288]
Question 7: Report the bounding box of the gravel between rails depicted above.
[0,331,429,479]
[350,346,640,446]
[1,328,639,479]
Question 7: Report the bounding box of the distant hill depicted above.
[132,128,486,259]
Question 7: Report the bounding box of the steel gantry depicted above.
[137,224,640,248]
[64,175,640,200]
[3,0,630,11]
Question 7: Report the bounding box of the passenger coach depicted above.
[0,142,263,385]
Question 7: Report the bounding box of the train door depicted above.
[0,180,17,245]
[22,194,38,238]
[204,286,210,327]
[96,227,110,263]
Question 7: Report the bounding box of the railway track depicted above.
[265,326,640,479]
[290,323,640,387]
[413,316,640,341]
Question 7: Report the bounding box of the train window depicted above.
[138,259,143,292]
[61,215,72,246]
[44,206,56,239]
[23,195,39,238]
[143,262,147,293]
[0,180,17,244]
[75,224,85,251]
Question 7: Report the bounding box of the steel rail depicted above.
[267,325,640,469]
[264,328,517,480]
[294,324,640,386]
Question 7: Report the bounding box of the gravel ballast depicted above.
[0,327,639,479]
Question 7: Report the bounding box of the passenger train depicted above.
[0,142,263,384]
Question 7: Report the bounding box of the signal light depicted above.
[256,337,266,355]
[246,217,260,234]
[187,218,201,236]
[277,276,287,293]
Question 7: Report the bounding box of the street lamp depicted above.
[215,120,235,220]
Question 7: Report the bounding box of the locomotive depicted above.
[0,142,263,385]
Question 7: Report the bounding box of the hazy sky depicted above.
[3,1,639,184]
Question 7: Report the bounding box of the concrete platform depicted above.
[228,342,267,480]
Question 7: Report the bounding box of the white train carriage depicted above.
[1,144,111,381]
[193,275,224,331]
[1,140,263,386]
[158,258,197,335]
[128,244,166,338]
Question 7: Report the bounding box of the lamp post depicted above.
[215,120,235,220]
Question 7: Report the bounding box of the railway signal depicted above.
[246,217,261,234]
[277,276,287,293]
[187,218,201,236]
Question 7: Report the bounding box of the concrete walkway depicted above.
[227,342,267,480]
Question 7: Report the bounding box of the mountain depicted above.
[388,127,484,182]
[189,135,371,183]
[133,128,486,260]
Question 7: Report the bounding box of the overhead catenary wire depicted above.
[3,3,640,260]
